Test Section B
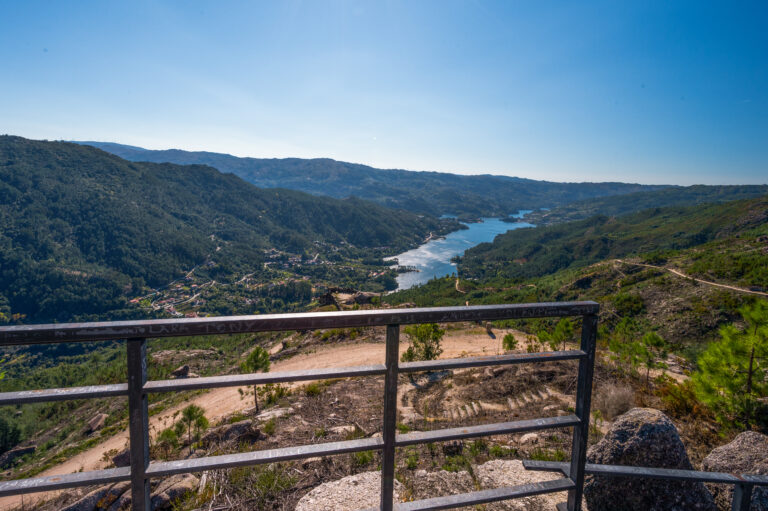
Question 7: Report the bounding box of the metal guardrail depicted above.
[523,460,768,511]
[0,302,601,510]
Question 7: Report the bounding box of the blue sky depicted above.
[1,1,766,185]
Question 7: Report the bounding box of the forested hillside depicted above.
[0,136,457,322]
[79,141,664,219]
[459,196,768,282]
[522,184,768,225]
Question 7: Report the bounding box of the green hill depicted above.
[459,196,768,282]
[77,141,664,219]
[387,196,768,351]
[522,184,768,225]
[0,136,457,322]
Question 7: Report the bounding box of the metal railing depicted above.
[2,302,766,509]
[0,302,597,510]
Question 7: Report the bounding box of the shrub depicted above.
[353,450,374,466]
[502,333,518,351]
[592,384,635,420]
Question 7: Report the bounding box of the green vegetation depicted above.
[523,184,768,225]
[458,196,768,283]
[502,333,517,351]
[401,323,445,362]
[84,141,662,220]
[0,136,458,323]
[180,405,208,449]
[693,301,768,431]
[241,347,271,412]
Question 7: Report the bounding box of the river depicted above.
[387,211,534,290]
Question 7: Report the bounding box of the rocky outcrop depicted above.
[171,364,190,378]
[111,448,130,468]
[475,460,565,510]
[584,407,716,511]
[87,413,108,433]
[200,419,263,447]
[61,475,197,511]
[702,431,768,511]
[0,445,35,468]
[295,471,403,511]
[408,468,474,500]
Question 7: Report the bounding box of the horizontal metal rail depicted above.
[0,467,131,497]
[524,460,768,511]
[362,478,576,511]
[0,383,128,405]
[398,349,585,373]
[0,349,584,404]
[396,415,579,446]
[523,460,768,486]
[0,302,600,511]
[0,302,599,346]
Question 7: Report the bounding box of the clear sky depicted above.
[1,1,766,185]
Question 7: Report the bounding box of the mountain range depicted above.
[77,141,664,219]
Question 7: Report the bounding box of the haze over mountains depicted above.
[78,141,665,219]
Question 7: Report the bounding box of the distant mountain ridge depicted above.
[76,141,665,219]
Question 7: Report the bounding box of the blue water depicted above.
[388,211,534,290]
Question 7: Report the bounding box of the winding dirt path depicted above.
[616,259,768,297]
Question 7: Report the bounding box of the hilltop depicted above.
[77,141,663,219]
[0,136,458,323]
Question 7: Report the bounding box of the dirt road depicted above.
[616,259,768,297]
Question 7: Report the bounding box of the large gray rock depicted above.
[295,471,403,511]
[408,468,475,502]
[62,481,129,511]
[151,473,200,509]
[474,460,566,510]
[702,431,768,511]
[584,407,716,511]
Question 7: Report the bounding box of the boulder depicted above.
[62,481,130,511]
[151,473,200,510]
[200,420,263,446]
[408,469,474,501]
[171,365,190,378]
[519,433,539,445]
[584,407,716,511]
[295,471,403,511]
[702,431,768,511]
[353,291,378,304]
[87,413,109,433]
[112,448,130,468]
[474,459,567,510]
[0,445,35,468]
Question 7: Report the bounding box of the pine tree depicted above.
[401,323,445,362]
[692,301,768,430]
[242,346,271,413]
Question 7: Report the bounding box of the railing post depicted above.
[732,483,754,511]
[380,324,400,511]
[566,314,598,511]
[127,338,151,511]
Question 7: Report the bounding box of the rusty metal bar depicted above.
[396,415,580,446]
[0,383,128,405]
[733,483,754,511]
[566,314,598,511]
[0,467,131,497]
[361,478,576,511]
[0,302,600,346]
[144,364,387,393]
[127,338,150,511]
[147,437,384,477]
[399,349,585,373]
[380,325,400,511]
